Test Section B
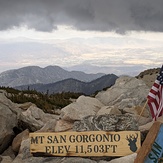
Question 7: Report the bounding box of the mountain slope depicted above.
[16,74,118,95]
[0,65,104,87]
[135,67,160,88]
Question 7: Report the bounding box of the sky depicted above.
[0,0,163,75]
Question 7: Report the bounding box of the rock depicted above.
[61,95,104,121]
[2,146,16,160]
[12,138,32,163]
[0,93,17,154]
[18,112,44,132]
[0,91,22,115]
[12,129,29,153]
[37,119,57,132]
[139,120,154,143]
[99,153,137,163]
[17,102,34,110]
[136,67,159,88]
[55,119,73,132]
[53,109,61,115]
[73,114,138,131]
[0,156,13,163]
[126,113,152,126]
[37,119,73,133]
[18,138,32,160]
[139,121,154,132]
[18,105,59,131]
[123,105,150,118]
[97,106,122,116]
[95,76,149,110]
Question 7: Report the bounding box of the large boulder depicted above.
[12,138,32,163]
[61,95,104,121]
[0,92,18,154]
[0,90,22,115]
[73,114,138,131]
[18,105,59,131]
[12,129,29,153]
[95,76,149,110]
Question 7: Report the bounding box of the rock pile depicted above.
[0,76,157,163]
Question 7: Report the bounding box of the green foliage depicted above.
[0,86,82,113]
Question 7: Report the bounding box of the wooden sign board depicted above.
[30,131,140,157]
[135,122,163,163]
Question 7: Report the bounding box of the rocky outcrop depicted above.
[95,76,150,112]
[0,75,158,163]
[136,67,160,88]
[61,95,104,121]
[0,90,59,155]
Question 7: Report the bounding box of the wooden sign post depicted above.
[30,131,140,157]
[135,122,163,163]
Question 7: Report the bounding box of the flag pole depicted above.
[137,99,148,121]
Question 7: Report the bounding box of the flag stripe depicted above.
[156,86,163,117]
[148,92,156,99]
[147,65,163,120]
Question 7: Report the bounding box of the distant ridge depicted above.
[15,74,118,95]
[0,65,105,87]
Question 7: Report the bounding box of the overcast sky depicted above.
[0,0,163,75]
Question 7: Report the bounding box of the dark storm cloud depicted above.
[0,0,163,32]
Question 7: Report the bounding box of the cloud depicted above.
[0,37,162,71]
[0,0,163,33]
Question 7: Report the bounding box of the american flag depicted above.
[147,65,163,120]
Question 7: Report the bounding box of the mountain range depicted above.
[0,65,119,95]
[15,74,118,95]
[0,65,105,87]
[0,65,159,95]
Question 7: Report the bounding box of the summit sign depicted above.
[30,131,140,157]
